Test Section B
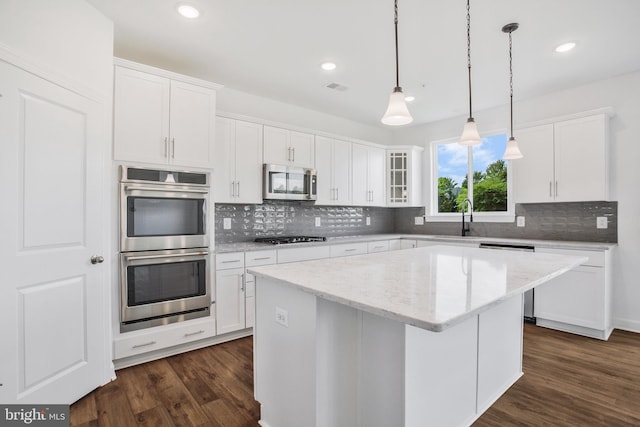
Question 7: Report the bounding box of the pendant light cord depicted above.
[508,30,514,138]
[466,0,473,119]
[394,0,400,89]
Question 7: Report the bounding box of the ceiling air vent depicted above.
[325,82,349,92]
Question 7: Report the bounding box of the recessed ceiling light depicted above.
[405,95,415,102]
[555,42,576,53]
[177,4,200,19]
[320,62,337,71]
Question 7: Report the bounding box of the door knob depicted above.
[91,255,104,264]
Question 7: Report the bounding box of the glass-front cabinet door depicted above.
[386,146,424,207]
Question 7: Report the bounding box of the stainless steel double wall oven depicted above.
[119,166,211,332]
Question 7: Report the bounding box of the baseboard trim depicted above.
[613,318,640,334]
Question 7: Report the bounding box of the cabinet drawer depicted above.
[537,248,605,267]
[114,317,216,359]
[246,249,278,267]
[367,240,390,253]
[330,242,368,257]
[216,252,245,269]
[277,246,331,263]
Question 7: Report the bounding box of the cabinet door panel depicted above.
[368,148,386,206]
[333,140,352,205]
[314,137,334,204]
[114,67,170,164]
[169,81,215,168]
[554,115,607,202]
[263,126,290,165]
[234,120,264,203]
[511,124,554,203]
[215,268,246,335]
[214,117,235,203]
[290,131,315,168]
[351,144,369,205]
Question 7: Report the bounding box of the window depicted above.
[431,133,512,220]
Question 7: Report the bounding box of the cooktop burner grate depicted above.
[254,236,327,245]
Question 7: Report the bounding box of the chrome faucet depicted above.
[461,198,473,236]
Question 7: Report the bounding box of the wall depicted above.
[215,202,394,244]
[391,70,640,332]
[217,87,392,145]
[0,0,114,99]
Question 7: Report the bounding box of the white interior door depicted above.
[0,61,112,404]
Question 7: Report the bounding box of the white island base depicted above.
[254,277,524,427]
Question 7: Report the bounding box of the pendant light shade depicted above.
[460,0,481,146]
[382,87,413,126]
[502,22,523,160]
[381,0,413,126]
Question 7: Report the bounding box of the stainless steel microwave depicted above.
[263,164,317,201]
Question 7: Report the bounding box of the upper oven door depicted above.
[120,182,209,252]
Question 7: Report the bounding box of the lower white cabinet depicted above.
[534,248,612,340]
[215,266,246,335]
[245,250,277,329]
[330,242,368,257]
[367,240,390,253]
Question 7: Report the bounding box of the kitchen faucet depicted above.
[461,198,473,236]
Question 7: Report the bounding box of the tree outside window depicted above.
[435,134,509,215]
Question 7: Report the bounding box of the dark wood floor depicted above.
[71,324,640,426]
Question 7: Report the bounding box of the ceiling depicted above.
[87,0,640,128]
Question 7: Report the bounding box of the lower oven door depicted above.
[121,248,211,331]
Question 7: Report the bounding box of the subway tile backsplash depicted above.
[215,201,617,244]
[215,201,394,244]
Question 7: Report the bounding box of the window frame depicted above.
[428,130,515,223]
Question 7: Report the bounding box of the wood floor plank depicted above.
[72,328,640,426]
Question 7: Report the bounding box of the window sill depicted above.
[425,214,515,224]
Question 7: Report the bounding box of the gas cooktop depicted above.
[254,236,327,245]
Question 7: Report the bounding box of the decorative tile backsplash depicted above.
[215,201,617,244]
[393,201,618,243]
[215,201,394,244]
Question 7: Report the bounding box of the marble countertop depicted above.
[248,245,587,332]
[216,233,616,253]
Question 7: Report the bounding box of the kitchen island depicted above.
[249,245,586,427]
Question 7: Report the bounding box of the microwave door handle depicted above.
[124,185,209,194]
[125,251,208,261]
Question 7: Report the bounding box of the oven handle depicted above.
[124,185,209,194]
[124,251,209,261]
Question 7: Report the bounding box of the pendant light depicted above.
[459,0,481,146]
[502,22,524,160]
[381,0,413,126]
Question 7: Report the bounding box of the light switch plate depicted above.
[414,216,425,225]
[223,218,232,230]
[516,216,525,227]
[596,216,608,229]
[315,217,321,227]
[275,307,288,327]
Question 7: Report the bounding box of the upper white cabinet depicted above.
[214,117,263,204]
[387,146,423,207]
[512,113,609,203]
[263,125,315,168]
[315,136,352,205]
[113,63,219,168]
[352,144,386,206]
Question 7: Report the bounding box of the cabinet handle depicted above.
[231,181,236,197]
[252,257,272,261]
[221,259,241,264]
[164,137,168,158]
[555,181,558,198]
[292,147,296,162]
[549,181,552,198]
[132,341,156,349]
[345,248,357,252]
[184,330,205,337]
[171,138,175,158]
[336,187,339,201]
[287,147,292,162]
[241,273,245,292]
[236,181,240,197]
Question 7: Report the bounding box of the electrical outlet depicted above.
[516,216,525,227]
[414,216,425,225]
[223,218,232,230]
[275,307,288,327]
[596,216,608,229]
[366,216,371,226]
[315,217,321,227]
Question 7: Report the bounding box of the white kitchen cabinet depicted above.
[315,136,352,205]
[352,144,386,206]
[534,247,612,340]
[113,64,218,168]
[512,113,609,203]
[387,146,423,207]
[215,252,246,335]
[277,245,331,263]
[393,239,417,249]
[367,240,390,253]
[263,125,315,168]
[330,242,368,257]
[214,117,263,203]
[245,250,277,328]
